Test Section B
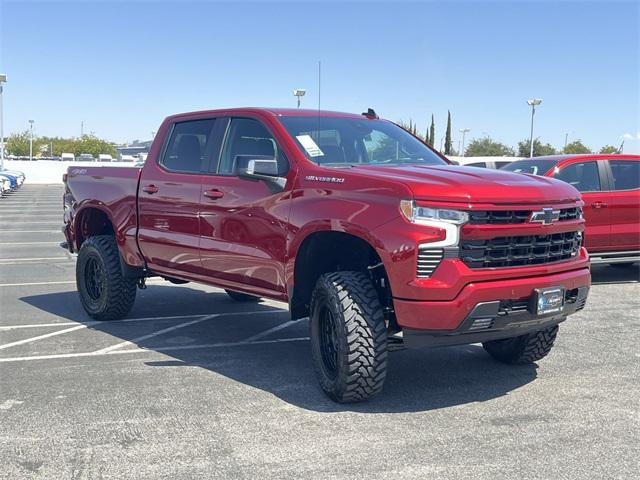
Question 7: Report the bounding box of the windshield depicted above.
[279,116,446,167]
[501,159,557,176]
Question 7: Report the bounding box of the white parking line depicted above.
[0,311,286,331]
[94,314,219,354]
[0,280,76,287]
[240,319,302,343]
[0,242,61,245]
[0,230,60,233]
[0,337,309,363]
[0,325,86,350]
[0,257,72,264]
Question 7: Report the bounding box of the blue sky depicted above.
[1,0,638,153]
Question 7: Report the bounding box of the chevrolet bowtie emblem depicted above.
[530,207,560,225]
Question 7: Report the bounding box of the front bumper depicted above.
[393,264,590,332]
[402,285,588,348]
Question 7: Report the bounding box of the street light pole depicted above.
[29,120,34,161]
[459,128,470,157]
[0,74,6,170]
[293,89,306,108]
[527,98,542,158]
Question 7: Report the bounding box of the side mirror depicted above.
[235,155,286,191]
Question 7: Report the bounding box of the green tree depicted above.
[517,138,557,157]
[465,136,515,157]
[599,145,619,154]
[444,111,452,155]
[563,140,591,154]
[428,114,435,146]
[5,130,31,156]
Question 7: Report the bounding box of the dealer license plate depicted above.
[534,287,565,315]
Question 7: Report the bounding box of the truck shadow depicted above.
[21,285,538,413]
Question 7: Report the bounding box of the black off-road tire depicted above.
[76,235,137,320]
[309,271,388,403]
[483,325,559,365]
[225,290,260,302]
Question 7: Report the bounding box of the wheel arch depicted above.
[288,226,394,323]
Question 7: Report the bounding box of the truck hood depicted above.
[350,164,580,205]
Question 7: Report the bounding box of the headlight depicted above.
[400,200,468,248]
[400,200,469,225]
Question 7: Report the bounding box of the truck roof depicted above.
[165,107,369,122]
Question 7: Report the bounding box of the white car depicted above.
[0,176,11,196]
[453,157,519,170]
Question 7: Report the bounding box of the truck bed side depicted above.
[63,166,145,268]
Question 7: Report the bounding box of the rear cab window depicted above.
[609,160,640,190]
[160,118,217,173]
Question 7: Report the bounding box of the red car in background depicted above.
[503,154,640,265]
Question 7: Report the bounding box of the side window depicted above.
[609,160,640,190]
[467,162,488,168]
[219,118,288,175]
[161,119,216,173]
[554,161,600,192]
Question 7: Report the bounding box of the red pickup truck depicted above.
[502,154,640,265]
[63,108,590,402]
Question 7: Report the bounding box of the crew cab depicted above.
[503,154,640,266]
[63,108,591,402]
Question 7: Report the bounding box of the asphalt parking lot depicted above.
[1,184,639,479]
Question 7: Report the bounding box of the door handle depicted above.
[142,184,159,194]
[203,189,224,200]
[592,201,608,209]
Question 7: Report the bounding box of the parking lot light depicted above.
[527,98,543,158]
[459,128,470,157]
[293,89,306,108]
[29,119,34,162]
[0,73,6,169]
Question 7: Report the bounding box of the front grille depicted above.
[461,231,582,268]
[416,248,444,277]
[468,207,582,224]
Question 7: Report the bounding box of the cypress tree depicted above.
[429,114,435,146]
[444,111,452,154]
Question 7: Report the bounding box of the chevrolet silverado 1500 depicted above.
[63,108,591,402]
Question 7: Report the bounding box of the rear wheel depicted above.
[76,235,137,320]
[225,289,260,302]
[309,271,388,403]
[483,325,559,365]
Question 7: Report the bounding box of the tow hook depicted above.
[137,278,147,290]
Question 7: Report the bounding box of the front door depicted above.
[554,160,610,251]
[199,117,293,297]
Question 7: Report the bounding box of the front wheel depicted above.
[483,325,559,365]
[309,271,388,403]
[76,235,137,320]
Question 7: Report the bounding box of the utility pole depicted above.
[29,120,34,161]
[527,99,542,158]
[459,128,470,157]
[564,133,568,150]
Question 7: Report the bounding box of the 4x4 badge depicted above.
[530,207,560,225]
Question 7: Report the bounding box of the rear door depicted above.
[137,117,220,277]
[198,117,293,297]
[604,159,640,250]
[554,159,610,251]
